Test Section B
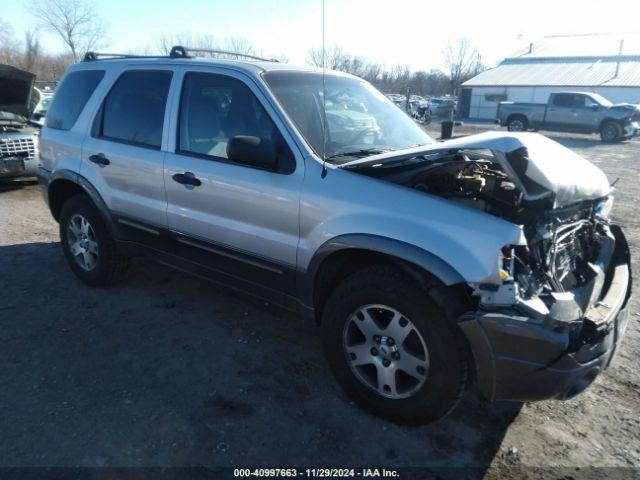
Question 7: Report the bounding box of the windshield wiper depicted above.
[326,148,391,160]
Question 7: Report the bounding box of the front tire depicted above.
[59,195,129,286]
[600,121,622,142]
[321,266,468,425]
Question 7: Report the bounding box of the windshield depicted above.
[589,93,613,107]
[263,71,434,161]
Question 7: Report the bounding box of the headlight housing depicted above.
[596,195,614,219]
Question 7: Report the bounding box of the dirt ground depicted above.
[1,122,639,479]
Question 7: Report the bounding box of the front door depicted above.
[163,69,304,295]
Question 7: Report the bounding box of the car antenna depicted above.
[320,0,328,179]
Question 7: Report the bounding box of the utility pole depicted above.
[405,86,411,113]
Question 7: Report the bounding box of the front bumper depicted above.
[0,156,38,179]
[623,121,640,138]
[459,225,632,402]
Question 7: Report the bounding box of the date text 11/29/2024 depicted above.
[233,468,400,478]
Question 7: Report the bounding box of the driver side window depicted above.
[178,72,282,161]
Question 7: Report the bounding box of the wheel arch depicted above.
[302,234,466,323]
[48,170,115,235]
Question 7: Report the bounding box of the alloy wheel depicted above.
[602,124,618,142]
[508,119,525,131]
[67,214,99,271]
[343,304,429,399]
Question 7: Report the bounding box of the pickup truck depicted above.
[496,92,640,142]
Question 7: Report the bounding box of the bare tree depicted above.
[0,19,20,65]
[222,36,255,56]
[443,37,485,92]
[307,44,348,70]
[306,44,452,96]
[156,32,217,55]
[29,0,106,62]
[23,31,41,71]
[155,33,268,59]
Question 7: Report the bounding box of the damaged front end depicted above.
[346,132,633,402]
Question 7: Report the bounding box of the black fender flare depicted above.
[299,233,465,308]
[48,169,115,235]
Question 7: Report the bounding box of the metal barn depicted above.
[459,33,640,120]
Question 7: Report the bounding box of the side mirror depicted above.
[227,136,278,171]
[590,104,599,111]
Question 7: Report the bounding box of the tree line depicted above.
[1,0,486,95]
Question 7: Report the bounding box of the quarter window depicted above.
[97,70,172,149]
[46,70,104,130]
[178,73,285,162]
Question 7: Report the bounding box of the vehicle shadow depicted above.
[0,241,520,476]
[0,178,38,192]
[544,135,610,149]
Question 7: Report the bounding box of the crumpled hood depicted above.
[0,64,35,118]
[348,131,612,208]
[436,132,612,207]
[610,103,640,117]
[611,103,640,111]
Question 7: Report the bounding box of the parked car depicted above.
[39,49,632,425]
[0,64,39,180]
[30,87,55,127]
[428,97,457,117]
[496,92,640,142]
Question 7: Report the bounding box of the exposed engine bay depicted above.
[352,145,614,319]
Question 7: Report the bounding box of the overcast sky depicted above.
[3,0,640,70]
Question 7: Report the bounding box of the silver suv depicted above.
[38,47,632,424]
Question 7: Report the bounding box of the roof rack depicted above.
[83,51,162,61]
[83,45,279,63]
[169,45,278,62]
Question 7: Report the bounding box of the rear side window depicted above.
[46,70,104,130]
[97,70,172,149]
[553,94,584,108]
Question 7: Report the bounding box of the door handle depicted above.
[89,153,110,166]
[172,171,202,187]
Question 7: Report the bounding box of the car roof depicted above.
[69,56,355,79]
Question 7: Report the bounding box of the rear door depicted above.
[81,67,174,240]
[163,67,304,295]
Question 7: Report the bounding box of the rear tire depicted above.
[59,195,129,286]
[507,115,528,132]
[321,265,467,425]
[600,121,622,142]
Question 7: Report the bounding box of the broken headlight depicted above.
[595,195,614,220]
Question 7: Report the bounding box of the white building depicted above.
[459,33,640,119]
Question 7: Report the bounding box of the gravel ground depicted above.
[0,123,638,479]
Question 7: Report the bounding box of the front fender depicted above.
[299,210,524,286]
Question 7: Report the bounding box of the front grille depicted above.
[0,137,36,160]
